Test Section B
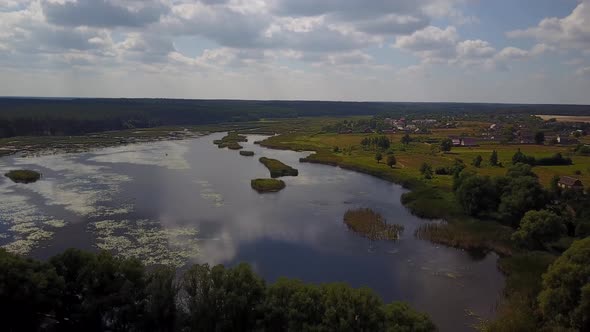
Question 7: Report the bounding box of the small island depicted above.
[251,178,286,193]
[259,157,299,178]
[343,208,404,241]
[240,151,255,157]
[4,169,42,184]
[214,132,248,150]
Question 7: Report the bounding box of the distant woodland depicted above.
[1,98,590,138]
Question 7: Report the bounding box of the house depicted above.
[460,138,479,147]
[449,136,462,146]
[558,176,584,191]
[363,128,374,133]
[557,136,580,145]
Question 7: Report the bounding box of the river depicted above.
[0,132,504,331]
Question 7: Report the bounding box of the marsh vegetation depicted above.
[4,169,41,183]
[251,178,286,193]
[214,132,248,150]
[259,157,299,178]
[343,208,404,241]
[240,150,255,156]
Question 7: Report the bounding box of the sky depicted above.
[0,0,589,104]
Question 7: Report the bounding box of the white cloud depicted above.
[507,1,590,51]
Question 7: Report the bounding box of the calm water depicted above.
[0,133,504,331]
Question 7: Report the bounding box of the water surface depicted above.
[0,133,504,331]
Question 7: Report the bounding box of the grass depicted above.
[250,178,286,193]
[240,150,255,156]
[4,170,42,184]
[259,157,299,178]
[343,208,404,241]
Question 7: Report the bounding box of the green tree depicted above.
[535,131,545,145]
[455,175,498,216]
[320,283,385,331]
[181,263,265,332]
[511,210,566,249]
[401,134,412,145]
[384,302,436,332]
[420,163,433,179]
[440,138,453,152]
[0,249,63,331]
[143,266,178,332]
[538,237,590,331]
[512,149,536,165]
[472,155,483,168]
[489,150,499,167]
[550,175,562,198]
[506,163,537,178]
[375,152,383,163]
[259,278,324,331]
[386,155,397,168]
[50,249,146,331]
[498,176,548,226]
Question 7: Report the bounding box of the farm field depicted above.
[536,114,590,122]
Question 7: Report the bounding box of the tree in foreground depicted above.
[0,249,436,332]
[387,155,397,168]
[538,237,590,331]
[511,210,566,249]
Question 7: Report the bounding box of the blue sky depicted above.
[0,0,589,104]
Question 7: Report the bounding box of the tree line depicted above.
[0,248,435,332]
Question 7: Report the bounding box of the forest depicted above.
[1,98,590,138]
[0,248,435,332]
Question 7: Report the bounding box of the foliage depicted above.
[511,150,573,167]
[259,157,299,178]
[0,249,435,332]
[4,169,41,183]
[535,153,573,166]
[343,208,404,241]
[386,154,397,168]
[498,176,548,226]
[440,138,453,152]
[215,132,248,150]
[489,150,499,167]
[375,152,383,163]
[361,135,391,150]
[455,175,498,216]
[512,210,567,249]
[538,237,590,331]
[512,149,537,165]
[419,163,433,179]
[251,179,286,193]
[575,144,590,156]
[240,150,255,156]
[401,134,412,145]
[472,155,483,168]
[535,131,545,145]
[0,248,63,331]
